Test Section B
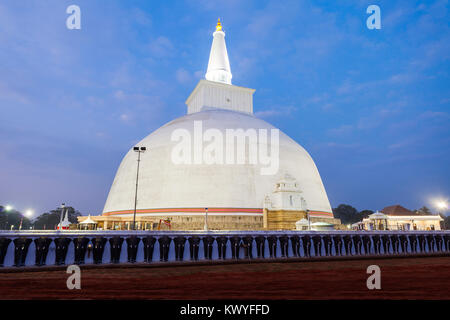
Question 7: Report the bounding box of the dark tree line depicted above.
[440,214,450,230]
[332,204,373,225]
[32,207,82,230]
[415,206,432,215]
[0,206,32,230]
[0,205,82,230]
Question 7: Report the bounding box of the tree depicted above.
[0,206,32,230]
[439,213,450,230]
[33,206,82,230]
[416,206,432,215]
[332,204,373,225]
[333,204,358,224]
[359,210,374,220]
[333,204,359,224]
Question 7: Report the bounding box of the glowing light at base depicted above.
[433,199,448,213]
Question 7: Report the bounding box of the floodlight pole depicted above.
[132,146,146,230]
[302,198,311,231]
[307,209,311,231]
[204,208,209,231]
[3,206,12,229]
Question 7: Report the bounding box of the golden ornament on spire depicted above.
[216,18,222,31]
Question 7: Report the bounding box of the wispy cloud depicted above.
[254,105,297,118]
[326,142,361,149]
[328,124,354,136]
[147,36,174,58]
[175,68,201,85]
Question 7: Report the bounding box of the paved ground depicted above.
[0,256,449,299]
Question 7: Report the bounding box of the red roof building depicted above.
[381,205,417,216]
[353,204,443,231]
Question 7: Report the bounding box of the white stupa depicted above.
[102,20,334,230]
[57,210,71,230]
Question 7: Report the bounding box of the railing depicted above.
[0,230,449,268]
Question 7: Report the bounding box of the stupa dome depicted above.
[101,20,334,229]
[103,108,332,218]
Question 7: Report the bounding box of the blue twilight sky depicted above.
[0,0,449,216]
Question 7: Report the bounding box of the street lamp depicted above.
[19,209,33,231]
[306,209,311,231]
[132,146,146,230]
[204,208,209,231]
[436,201,448,229]
[3,205,12,229]
[300,198,311,231]
[437,201,448,212]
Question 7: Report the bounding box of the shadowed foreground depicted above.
[0,257,449,299]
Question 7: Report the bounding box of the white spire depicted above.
[205,19,232,85]
[63,210,69,223]
[186,19,255,114]
[58,208,70,229]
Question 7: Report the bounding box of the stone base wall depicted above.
[265,209,341,230]
[87,213,341,231]
[311,217,342,225]
[150,215,264,231]
[265,210,307,230]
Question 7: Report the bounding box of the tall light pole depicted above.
[301,198,311,231]
[436,201,448,229]
[204,207,209,231]
[19,210,33,230]
[306,209,311,231]
[4,205,12,229]
[132,146,146,230]
[437,201,448,213]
